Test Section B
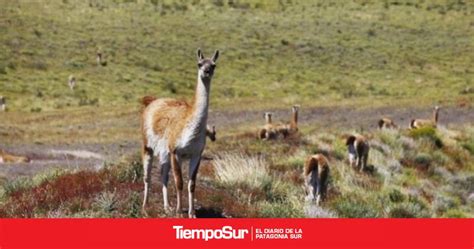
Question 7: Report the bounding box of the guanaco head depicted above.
[292,105,300,113]
[197,49,219,81]
[346,135,356,146]
[206,125,216,142]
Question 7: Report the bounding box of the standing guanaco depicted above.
[141,49,219,218]
[346,134,370,172]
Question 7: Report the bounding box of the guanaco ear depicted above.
[211,50,219,63]
[197,49,204,61]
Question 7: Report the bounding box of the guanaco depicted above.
[276,105,300,138]
[141,49,219,218]
[304,154,330,205]
[410,106,440,129]
[68,75,76,90]
[378,117,397,129]
[258,112,278,140]
[346,134,369,172]
[0,150,30,163]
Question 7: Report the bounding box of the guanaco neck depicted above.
[290,108,298,129]
[433,108,439,124]
[265,114,272,124]
[188,73,211,134]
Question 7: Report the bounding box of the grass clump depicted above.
[214,153,271,189]
[332,194,381,218]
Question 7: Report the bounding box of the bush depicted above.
[442,209,467,218]
[461,140,474,155]
[414,153,432,170]
[93,191,117,214]
[388,189,405,203]
[409,127,443,148]
[333,196,380,218]
[388,202,430,218]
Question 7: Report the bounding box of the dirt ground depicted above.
[1,105,472,179]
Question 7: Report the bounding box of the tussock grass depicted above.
[214,153,270,189]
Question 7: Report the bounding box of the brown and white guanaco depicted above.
[410,106,440,129]
[346,134,369,172]
[141,49,219,218]
[258,112,278,140]
[378,117,397,129]
[304,154,330,205]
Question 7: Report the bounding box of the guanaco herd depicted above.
[136,49,444,217]
[0,49,444,218]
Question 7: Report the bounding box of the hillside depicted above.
[1,0,473,111]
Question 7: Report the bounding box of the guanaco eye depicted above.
[197,63,203,67]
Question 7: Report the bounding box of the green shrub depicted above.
[461,140,474,155]
[388,202,430,218]
[125,192,142,218]
[409,127,443,148]
[388,189,405,203]
[333,196,380,218]
[441,209,468,218]
[414,153,432,170]
[93,191,117,214]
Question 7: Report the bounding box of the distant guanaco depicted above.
[96,50,107,66]
[258,112,278,140]
[0,150,30,163]
[378,117,397,129]
[410,106,440,129]
[276,105,300,138]
[68,75,76,90]
[346,134,369,172]
[304,154,330,205]
[0,96,5,111]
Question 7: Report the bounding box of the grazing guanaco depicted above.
[0,150,30,163]
[346,134,369,172]
[141,49,219,218]
[206,125,216,142]
[0,96,5,111]
[410,106,440,129]
[304,154,330,205]
[68,75,76,90]
[96,50,107,66]
[378,117,397,129]
[258,112,278,140]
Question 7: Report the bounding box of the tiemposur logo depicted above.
[173,225,249,241]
